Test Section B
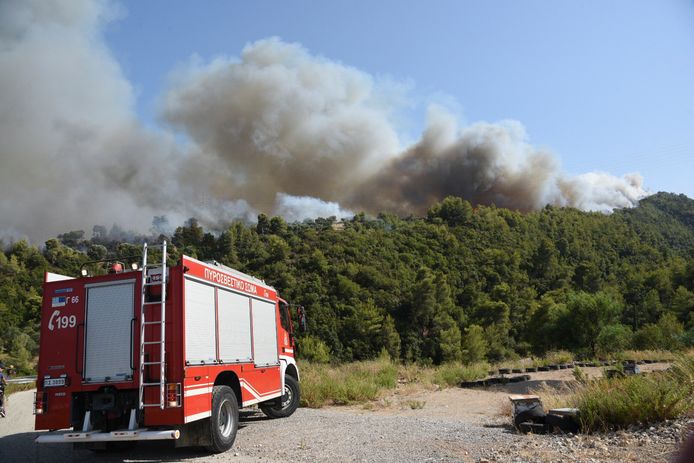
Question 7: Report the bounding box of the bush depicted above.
[574,354,694,432]
[432,362,489,387]
[632,324,665,350]
[298,335,331,363]
[461,324,487,363]
[3,327,36,375]
[682,327,694,347]
[538,350,574,366]
[596,324,633,356]
[656,313,684,350]
[633,313,685,351]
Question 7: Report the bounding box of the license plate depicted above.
[43,378,66,388]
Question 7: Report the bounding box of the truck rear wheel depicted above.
[260,375,300,419]
[206,385,238,453]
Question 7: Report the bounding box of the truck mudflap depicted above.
[35,428,180,444]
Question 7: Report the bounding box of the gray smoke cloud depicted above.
[162,37,401,210]
[0,1,648,243]
[0,0,186,240]
[351,107,646,214]
[164,39,646,218]
[0,0,251,241]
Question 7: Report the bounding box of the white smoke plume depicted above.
[273,193,353,223]
[0,1,648,243]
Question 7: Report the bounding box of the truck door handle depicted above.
[75,323,84,376]
[129,318,136,371]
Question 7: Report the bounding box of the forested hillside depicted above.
[2,192,693,372]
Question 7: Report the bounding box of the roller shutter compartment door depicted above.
[217,289,252,363]
[251,299,279,367]
[184,279,217,364]
[84,281,135,383]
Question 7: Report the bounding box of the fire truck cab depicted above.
[34,242,302,452]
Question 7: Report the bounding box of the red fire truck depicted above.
[34,242,303,452]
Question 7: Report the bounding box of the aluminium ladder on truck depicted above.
[139,241,167,410]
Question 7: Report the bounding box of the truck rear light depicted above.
[34,392,47,415]
[166,383,181,407]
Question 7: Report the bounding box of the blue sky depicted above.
[104,0,694,198]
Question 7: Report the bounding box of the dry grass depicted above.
[301,358,489,408]
[529,380,582,410]
[5,382,34,396]
[300,356,399,408]
[404,399,426,410]
[613,349,679,362]
[529,353,694,432]
[497,398,513,418]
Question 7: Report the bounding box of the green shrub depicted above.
[298,335,331,363]
[432,362,489,387]
[596,324,633,356]
[632,324,664,350]
[538,350,574,366]
[682,327,694,347]
[656,313,685,350]
[461,324,487,363]
[633,313,685,351]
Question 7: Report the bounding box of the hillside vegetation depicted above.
[1,192,693,373]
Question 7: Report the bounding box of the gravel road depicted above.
[0,365,690,463]
[0,389,518,463]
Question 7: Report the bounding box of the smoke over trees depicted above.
[1,1,647,242]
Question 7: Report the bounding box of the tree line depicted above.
[1,192,693,372]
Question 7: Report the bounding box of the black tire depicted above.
[260,375,300,419]
[545,413,580,433]
[205,385,238,453]
[514,406,545,427]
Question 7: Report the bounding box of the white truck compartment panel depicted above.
[251,299,279,366]
[184,278,217,364]
[217,289,252,362]
[84,281,135,382]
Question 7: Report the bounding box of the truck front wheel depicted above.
[260,375,300,419]
[206,385,238,453]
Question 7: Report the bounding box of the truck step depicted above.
[142,361,163,366]
[142,341,164,345]
[142,321,164,325]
